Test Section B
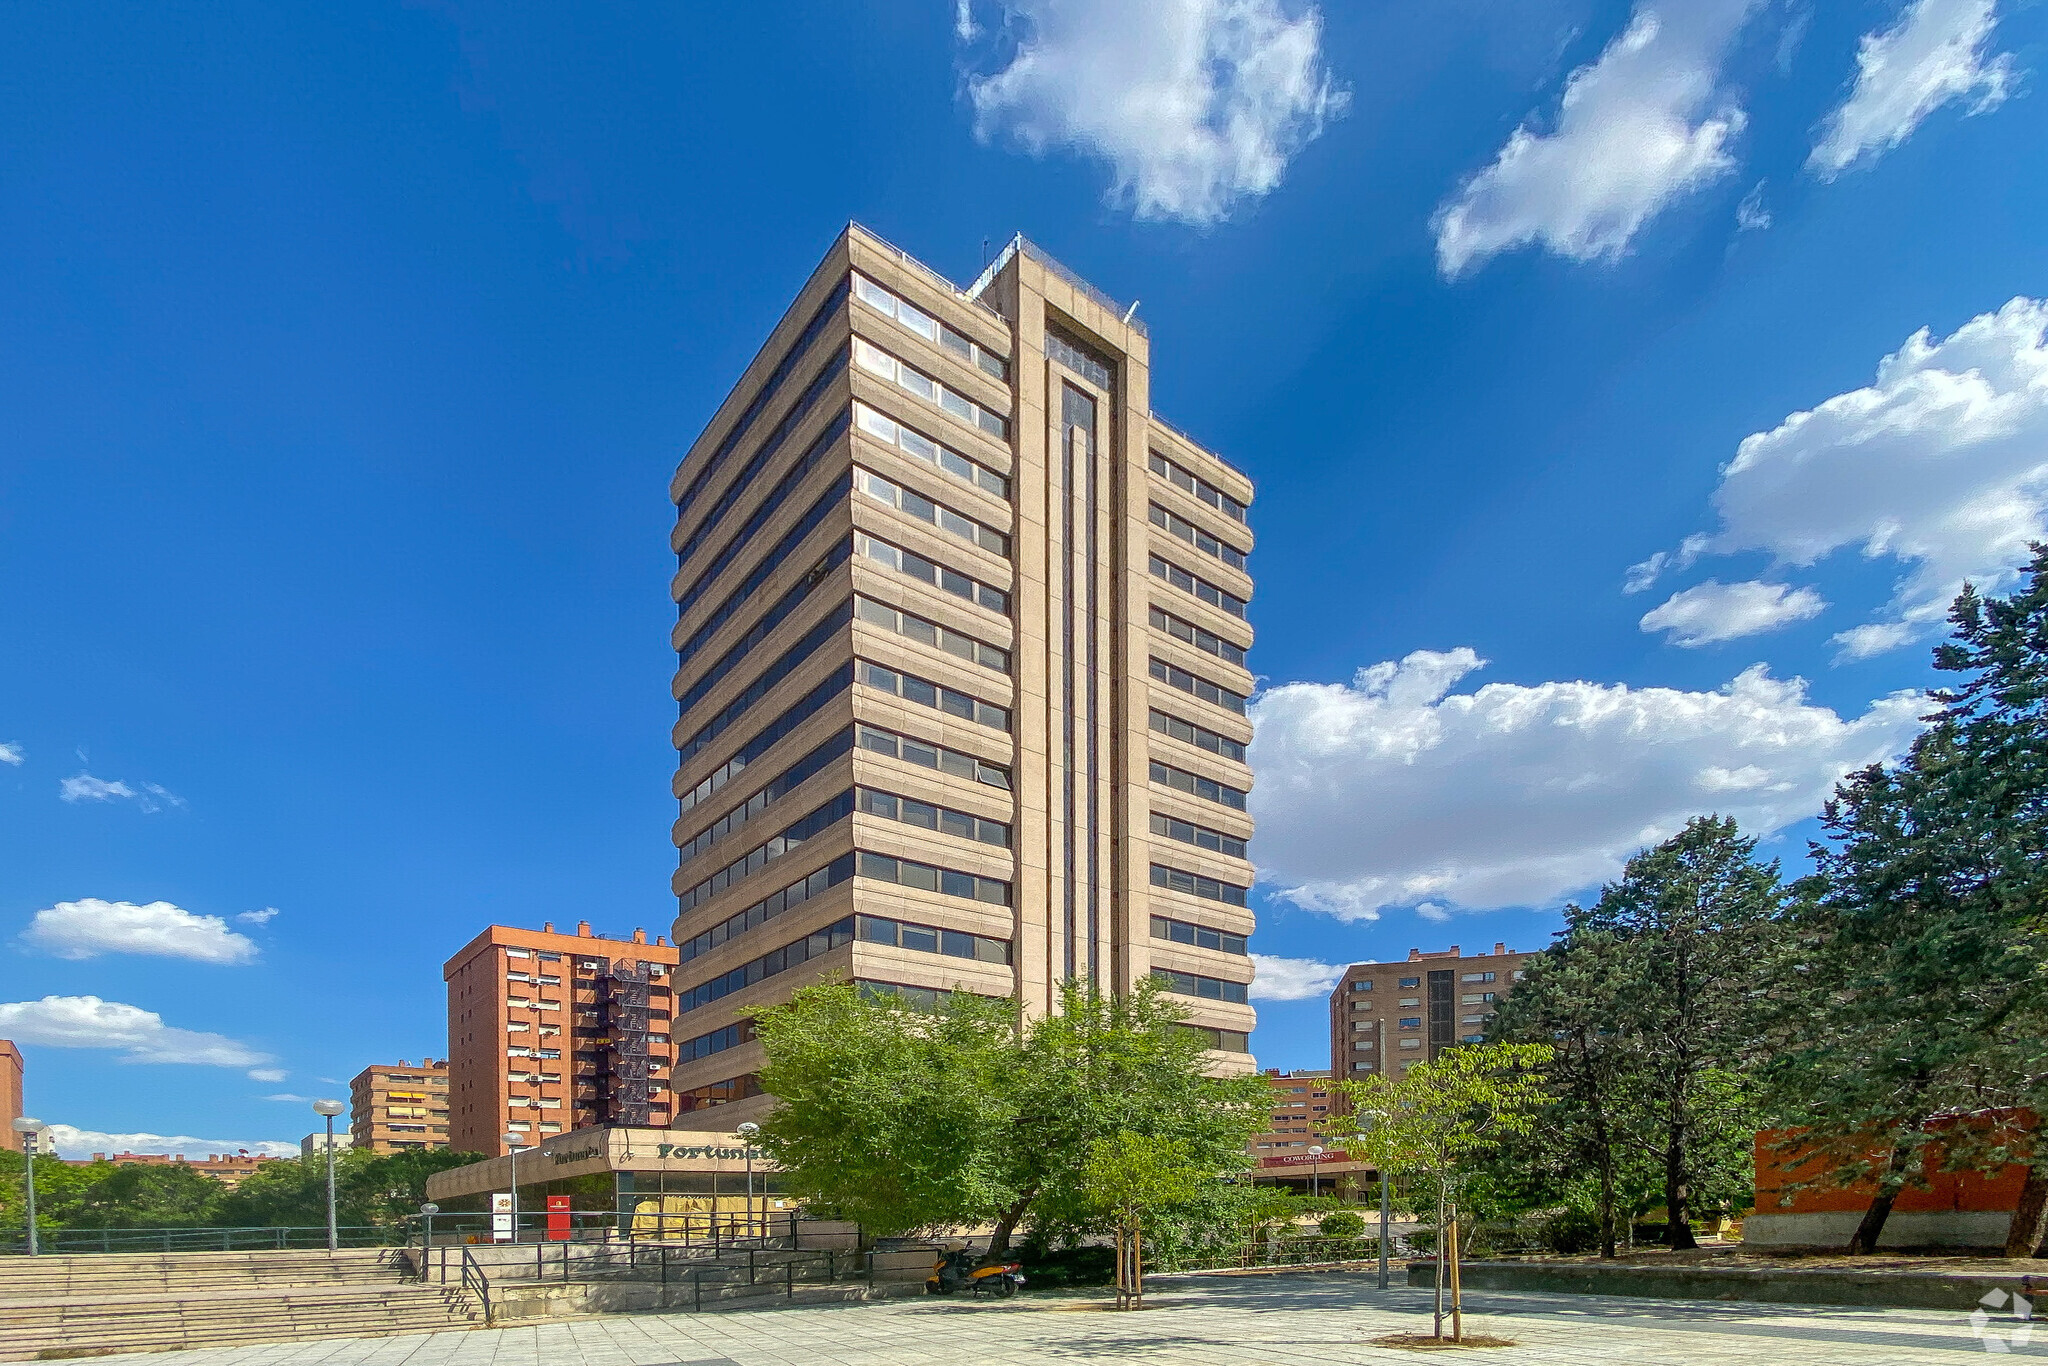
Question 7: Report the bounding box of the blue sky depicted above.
[3,0,2044,1156]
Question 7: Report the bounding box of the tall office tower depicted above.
[666,226,1257,1127]
[1327,944,1531,1090]
[444,922,681,1156]
[348,1057,450,1153]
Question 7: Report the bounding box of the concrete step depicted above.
[0,1249,408,1300]
[0,1285,479,1360]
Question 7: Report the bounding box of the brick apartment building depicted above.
[1,1040,21,1151]
[1329,943,1531,1085]
[348,1057,449,1152]
[1250,1068,1332,1157]
[660,227,1257,1127]
[444,921,681,1156]
[70,1151,277,1187]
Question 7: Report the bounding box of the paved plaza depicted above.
[67,1270,2031,1365]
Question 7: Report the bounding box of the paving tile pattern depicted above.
[67,1270,2028,1364]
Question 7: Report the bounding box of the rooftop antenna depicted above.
[1122,299,1141,325]
[982,237,991,269]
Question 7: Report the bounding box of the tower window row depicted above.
[1149,658,1247,716]
[677,410,848,621]
[855,532,1008,615]
[678,728,854,869]
[852,337,1008,441]
[859,660,1010,733]
[853,400,1008,499]
[851,273,1008,382]
[1149,553,1247,620]
[1148,450,1248,524]
[678,608,849,765]
[678,667,851,817]
[1149,502,1247,572]
[855,595,1009,674]
[1150,604,1245,668]
[1150,759,1248,812]
[857,469,1007,557]
[1149,708,1245,763]
[857,723,1011,790]
[1149,810,1247,860]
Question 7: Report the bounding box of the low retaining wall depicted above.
[1742,1211,2008,1251]
[1408,1258,2040,1312]
[492,1277,923,1321]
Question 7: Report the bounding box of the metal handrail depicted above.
[459,1246,493,1325]
[0,1224,403,1255]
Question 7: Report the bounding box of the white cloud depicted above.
[1639,579,1827,646]
[261,1093,313,1103]
[962,0,1346,224]
[1735,181,1771,231]
[41,1124,298,1161]
[0,996,274,1068]
[246,1068,290,1083]
[1636,296,2048,659]
[236,907,280,926]
[1249,649,1922,921]
[0,742,22,766]
[1434,0,1760,276]
[20,899,260,965]
[59,773,183,811]
[1249,954,1344,1001]
[1809,0,2012,179]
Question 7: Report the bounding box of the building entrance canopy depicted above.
[426,1126,772,1203]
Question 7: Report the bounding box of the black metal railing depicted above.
[0,1225,404,1256]
[459,1246,493,1324]
[431,1237,860,1314]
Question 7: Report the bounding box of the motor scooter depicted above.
[927,1246,1025,1297]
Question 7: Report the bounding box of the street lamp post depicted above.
[419,1202,439,1259]
[11,1118,46,1257]
[311,1100,345,1253]
[1308,1145,1324,1200]
[502,1131,524,1244]
[736,1121,760,1237]
[1378,1164,1393,1290]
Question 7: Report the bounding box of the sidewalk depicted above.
[63,1267,2023,1364]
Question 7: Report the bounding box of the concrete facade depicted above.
[1328,943,1530,1086]
[443,922,682,1156]
[348,1058,449,1153]
[664,227,1256,1126]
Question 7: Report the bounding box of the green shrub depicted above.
[1318,1209,1366,1238]
[1542,1209,1603,1254]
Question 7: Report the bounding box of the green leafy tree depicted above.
[1081,1131,1207,1308]
[1485,930,1650,1256]
[1572,816,1786,1250]
[1331,1041,1549,1342]
[754,977,1267,1255]
[66,1162,222,1229]
[0,1151,103,1234]
[752,983,1021,1239]
[1760,551,2048,1254]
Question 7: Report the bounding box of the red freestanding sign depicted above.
[546,1194,571,1241]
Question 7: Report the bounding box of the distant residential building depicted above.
[348,1057,449,1153]
[72,1151,278,1187]
[1,1040,22,1152]
[1328,943,1532,1084]
[301,1131,355,1160]
[1249,1068,1332,1156]
[444,921,681,1156]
